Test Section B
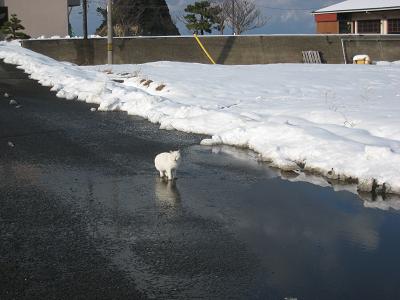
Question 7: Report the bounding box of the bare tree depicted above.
[215,0,266,35]
[211,0,228,34]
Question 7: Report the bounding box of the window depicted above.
[339,21,351,33]
[358,20,381,34]
[388,19,400,34]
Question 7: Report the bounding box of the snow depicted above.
[314,0,400,13]
[1,42,400,195]
[363,195,400,211]
[375,60,400,65]
[30,35,103,40]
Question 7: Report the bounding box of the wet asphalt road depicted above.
[0,61,255,300]
[2,61,400,300]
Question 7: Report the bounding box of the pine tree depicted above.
[96,0,179,36]
[1,14,30,40]
[184,1,219,35]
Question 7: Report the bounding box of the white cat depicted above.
[154,150,181,180]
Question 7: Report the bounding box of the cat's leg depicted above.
[159,170,164,178]
[166,169,173,181]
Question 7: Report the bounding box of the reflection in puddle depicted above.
[208,145,400,212]
[154,178,182,216]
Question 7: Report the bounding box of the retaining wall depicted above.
[21,35,400,65]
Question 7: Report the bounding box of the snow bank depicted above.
[30,35,103,40]
[375,60,400,66]
[1,42,400,195]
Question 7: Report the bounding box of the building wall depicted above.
[316,22,339,34]
[3,0,68,38]
[315,13,339,34]
[316,10,400,34]
[350,10,400,21]
[21,35,400,66]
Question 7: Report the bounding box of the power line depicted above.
[85,0,318,11]
[258,4,318,11]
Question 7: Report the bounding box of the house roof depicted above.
[313,0,400,14]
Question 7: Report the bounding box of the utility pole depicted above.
[83,0,88,39]
[107,0,113,64]
[232,0,235,35]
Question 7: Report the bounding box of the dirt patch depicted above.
[156,84,166,91]
[143,80,153,87]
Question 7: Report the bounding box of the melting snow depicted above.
[1,42,399,194]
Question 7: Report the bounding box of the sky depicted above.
[70,0,339,36]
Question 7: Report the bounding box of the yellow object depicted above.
[352,55,371,65]
[355,60,369,64]
[194,34,216,65]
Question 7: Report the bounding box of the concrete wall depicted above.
[3,0,68,38]
[21,35,400,66]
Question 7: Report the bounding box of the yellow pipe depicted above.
[194,34,216,65]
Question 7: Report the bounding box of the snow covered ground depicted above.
[1,42,400,195]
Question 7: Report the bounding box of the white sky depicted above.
[70,0,340,36]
